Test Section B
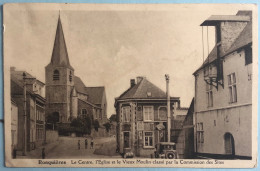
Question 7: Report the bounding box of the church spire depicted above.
[50,13,73,70]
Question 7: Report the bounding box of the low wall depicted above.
[91,127,109,137]
[46,130,59,143]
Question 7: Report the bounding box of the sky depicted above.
[4,3,254,118]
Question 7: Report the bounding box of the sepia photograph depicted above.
[3,3,258,168]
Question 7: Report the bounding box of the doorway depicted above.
[224,132,235,156]
[123,132,130,148]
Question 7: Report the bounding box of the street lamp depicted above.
[165,74,171,142]
[22,72,27,156]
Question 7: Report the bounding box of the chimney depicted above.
[10,67,16,72]
[130,79,135,87]
[136,76,144,84]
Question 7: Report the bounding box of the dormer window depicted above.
[53,70,60,80]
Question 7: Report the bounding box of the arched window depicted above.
[69,71,72,82]
[53,70,59,80]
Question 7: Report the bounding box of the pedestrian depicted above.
[90,137,94,149]
[42,148,45,159]
[78,140,80,150]
[85,138,88,149]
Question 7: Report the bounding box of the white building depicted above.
[193,11,252,159]
[11,99,18,151]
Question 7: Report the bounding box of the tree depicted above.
[93,120,100,131]
[103,122,111,132]
[109,114,117,122]
[70,116,92,135]
[46,112,59,130]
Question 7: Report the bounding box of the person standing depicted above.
[90,137,94,149]
[78,140,80,150]
[85,139,88,149]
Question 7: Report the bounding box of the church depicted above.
[45,15,107,126]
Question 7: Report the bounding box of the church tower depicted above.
[45,15,75,123]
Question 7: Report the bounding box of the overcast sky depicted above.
[4,3,254,117]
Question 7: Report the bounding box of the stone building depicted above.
[193,11,252,159]
[176,99,194,159]
[115,77,181,157]
[11,68,46,152]
[45,15,107,126]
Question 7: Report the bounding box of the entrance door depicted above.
[123,132,130,148]
[224,133,235,156]
[159,130,166,142]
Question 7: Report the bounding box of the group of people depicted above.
[78,137,94,150]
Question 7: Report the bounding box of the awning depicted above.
[200,15,250,26]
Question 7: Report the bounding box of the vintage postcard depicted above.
[3,3,258,168]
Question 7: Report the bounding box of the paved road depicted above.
[18,136,121,159]
[46,136,120,159]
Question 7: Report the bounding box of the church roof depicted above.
[85,87,105,105]
[73,76,105,105]
[116,77,179,100]
[50,16,73,70]
[74,76,87,94]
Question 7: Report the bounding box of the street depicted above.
[18,136,121,159]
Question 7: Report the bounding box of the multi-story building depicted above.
[11,67,46,152]
[193,11,252,159]
[11,99,18,153]
[45,15,107,126]
[115,76,180,157]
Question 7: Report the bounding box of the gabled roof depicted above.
[49,16,73,70]
[11,73,36,96]
[73,76,105,104]
[117,77,179,100]
[74,76,87,94]
[85,87,105,105]
[11,70,35,80]
[11,70,44,85]
[194,11,252,74]
[225,20,252,55]
[78,98,101,109]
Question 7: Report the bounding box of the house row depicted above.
[115,10,253,159]
[11,68,46,153]
[10,14,109,156]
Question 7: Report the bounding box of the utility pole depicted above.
[165,74,171,142]
[22,72,27,156]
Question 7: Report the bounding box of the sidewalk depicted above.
[16,139,61,159]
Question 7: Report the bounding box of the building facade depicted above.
[11,99,18,152]
[11,68,46,152]
[45,15,107,127]
[115,77,180,157]
[193,11,252,159]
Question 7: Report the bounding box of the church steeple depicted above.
[50,14,73,70]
